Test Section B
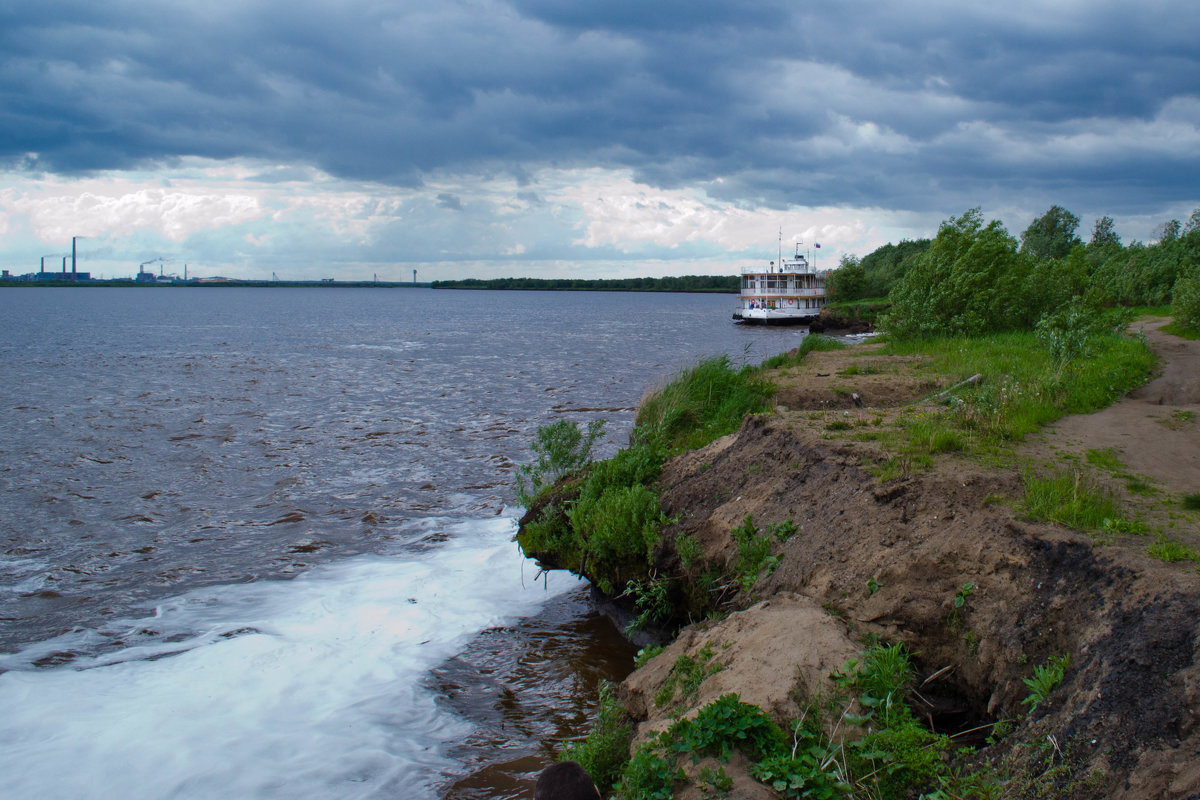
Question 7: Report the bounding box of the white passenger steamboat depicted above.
[732,242,828,325]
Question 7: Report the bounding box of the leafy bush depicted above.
[731,515,781,592]
[675,694,787,762]
[883,209,1035,340]
[1172,270,1200,331]
[516,419,606,505]
[1034,300,1131,371]
[570,482,663,568]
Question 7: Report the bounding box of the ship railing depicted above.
[740,288,824,297]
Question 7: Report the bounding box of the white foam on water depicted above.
[0,517,581,799]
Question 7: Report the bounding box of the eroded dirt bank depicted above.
[607,334,1200,798]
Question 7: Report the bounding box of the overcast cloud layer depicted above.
[1,0,1197,280]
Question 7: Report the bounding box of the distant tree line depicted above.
[430,275,739,292]
[826,204,1200,338]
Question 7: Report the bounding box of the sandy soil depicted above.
[608,323,1200,799]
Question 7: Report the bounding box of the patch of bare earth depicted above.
[616,331,1200,798]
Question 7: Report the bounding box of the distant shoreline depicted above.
[1,277,738,292]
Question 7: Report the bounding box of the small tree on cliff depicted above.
[516,419,606,506]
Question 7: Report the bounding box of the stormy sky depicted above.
[1,0,1197,280]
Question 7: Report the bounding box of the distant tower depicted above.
[413,269,417,284]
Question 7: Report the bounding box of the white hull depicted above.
[732,306,819,325]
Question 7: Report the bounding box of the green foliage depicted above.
[1085,447,1124,471]
[1021,654,1070,712]
[798,334,848,358]
[884,209,1036,339]
[562,681,634,793]
[617,739,679,800]
[832,238,932,302]
[1183,493,1200,511]
[1035,300,1131,372]
[606,643,997,800]
[1171,269,1200,331]
[676,531,702,570]
[905,414,965,455]
[885,329,1154,446]
[697,764,733,795]
[826,255,867,302]
[761,335,846,370]
[571,481,664,566]
[624,576,674,633]
[516,419,606,505]
[769,519,798,542]
[431,274,740,292]
[1020,205,1082,261]
[752,751,850,800]
[635,355,775,455]
[674,694,788,762]
[1090,215,1121,248]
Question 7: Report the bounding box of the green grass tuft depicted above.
[1022,468,1132,533]
[1147,535,1200,563]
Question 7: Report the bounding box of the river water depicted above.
[0,286,809,799]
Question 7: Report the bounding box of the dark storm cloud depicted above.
[2,0,1197,213]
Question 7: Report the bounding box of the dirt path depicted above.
[1025,317,1200,497]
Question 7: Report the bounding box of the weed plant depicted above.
[1021,654,1070,712]
[516,419,606,506]
[731,516,781,592]
[654,644,724,708]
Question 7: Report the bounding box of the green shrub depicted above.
[570,482,663,567]
[1172,270,1200,331]
[731,516,779,592]
[516,419,606,505]
[883,209,1035,340]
